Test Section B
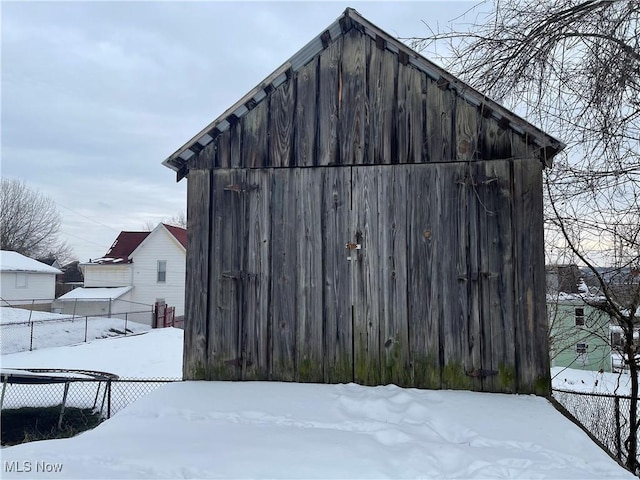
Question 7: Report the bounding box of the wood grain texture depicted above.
[339,30,366,165]
[317,38,341,166]
[366,44,396,164]
[294,59,318,167]
[406,164,440,388]
[268,79,295,167]
[352,166,381,385]
[295,168,324,382]
[269,169,297,381]
[215,130,231,169]
[455,99,479,161]
[512,159,549,394]
[397,65,425,164]
[208,169,246,380]
[321,166,352,383]
[378,166,410,386]
[426,79,454,162]
[243,169,271,380]
[183,169,211,380]
[229,121,243,168]
[242,100,268,168]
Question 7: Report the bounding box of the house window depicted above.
[157,261,167,283]
[575,307,585,326]
[576,343,589,365]
[16,272,27,288]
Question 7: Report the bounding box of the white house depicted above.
[0,250,62,310]
[54,224,186,325]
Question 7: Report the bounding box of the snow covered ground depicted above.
[2,381,633,479]
[0,307,151,355]
[552,366,632,396]
[1,327,182,378]
[1,324,634,478]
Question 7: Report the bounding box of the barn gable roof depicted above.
[163,7,565,180]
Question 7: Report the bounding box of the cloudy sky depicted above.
[2,1,475,262]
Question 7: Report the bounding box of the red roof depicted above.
[93,225,186,264]
[98,231,150,263]
[163,224,187,248]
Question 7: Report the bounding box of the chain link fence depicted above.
[0,310,153,355]
[552,388,636,471]
[1,371,181,445]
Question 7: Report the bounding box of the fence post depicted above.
[615,396,622,460]
[72,298,77,320]
[124,313,128,336]
[107,379,112,419]
[29,322,34,351]
[84,316,88,343]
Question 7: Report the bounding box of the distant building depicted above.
[53,224,186,325]
[547,265,612,372]
[0,250,62,311]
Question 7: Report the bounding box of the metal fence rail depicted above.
[1,377,181,420]
[552,388,636,471]
[0,310,153,354]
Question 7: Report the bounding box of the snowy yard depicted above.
[552,366,633,396]
[2,380,634,479]
[0,307,151,355]
[0,327,634,478]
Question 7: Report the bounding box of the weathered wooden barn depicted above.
[163,8,564,394]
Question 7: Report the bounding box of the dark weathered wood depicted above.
[426,78,454,162]
[455,99,479,161]
[208,169,246,380]
[511,132,531,159]
[193,141,216,170]
[352,166,381,385]
[406,164,440,388]
[295,168,324,381]
[242,100,268,167]
[437,163,474,389]
[321,166,352,383]
[397,65,425,164]
[339,30,366,165]
[511,158,549,394]
[366,43,396,164]
[229,121,243,168]
[215,130,231,169]
[480,116,511,161]
[294,59,318,167]
[182,24,553,395]
[317,38,341,166]
[269,169,297,381]
[470,160,517,392]
[183,169,211,380]
[242,169,271,380]
[378,166,410,386]
[269,79,295,167]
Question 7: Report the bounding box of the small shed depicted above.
[163,8,564,394]
[0,250,62,310]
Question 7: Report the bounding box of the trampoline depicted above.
[0,368,119,428]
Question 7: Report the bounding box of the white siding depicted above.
[131,227,186,316]
[0,271,57,306]
[83,265,133,287]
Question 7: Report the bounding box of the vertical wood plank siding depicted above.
[182,27,550,394]
[183,169,211,379]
